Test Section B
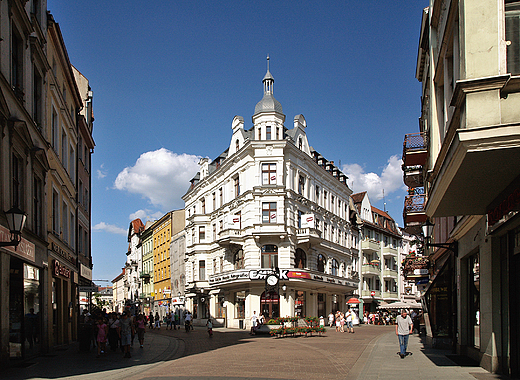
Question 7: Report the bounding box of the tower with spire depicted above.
[252,56,285,140]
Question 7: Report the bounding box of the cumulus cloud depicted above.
[92,222,127,235]
[342,155,405,201]
[97,163,107,179]
[129,209,165,223]
[114,148,200,209]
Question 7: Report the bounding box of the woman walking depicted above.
[136,314,146,348]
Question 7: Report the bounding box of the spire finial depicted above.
[267,54,270,71]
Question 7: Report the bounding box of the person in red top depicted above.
[135,313,146,348]
[96,317,108,358]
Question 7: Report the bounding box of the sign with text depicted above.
[53,260,71,279]
[301,214,315,229]
[0,224,35,262]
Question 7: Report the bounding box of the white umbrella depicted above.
[377,301,422,310]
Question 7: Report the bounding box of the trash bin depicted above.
[239,319,244,329]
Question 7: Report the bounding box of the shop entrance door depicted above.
[260,291,279,319]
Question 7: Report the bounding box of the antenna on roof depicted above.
[383,189,387,212]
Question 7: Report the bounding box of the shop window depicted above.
[294,290,305,317]
[317,293,326,318]
[261,290,279,319]
[294,248,306,269]
[468,252,480,348]
[261,245,278,268]
[235,291,245,318]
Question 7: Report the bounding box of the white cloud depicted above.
[92,222,127,235]
[97,163,107,179]
[342,155,405,202]
[114,148,200,209]
[129,209,165,223]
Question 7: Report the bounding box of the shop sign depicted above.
[249,269,289,281]
[487,188,520,227]
[49,241,75,265]
[0,224,35,262]
[80,264,92,280]
[53,260,71,279]
[288,271,311,279]
[371,290,376,296]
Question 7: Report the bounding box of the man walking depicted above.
[396,309,413,358]
[119,311,134,358]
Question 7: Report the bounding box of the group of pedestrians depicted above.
[328,309,356,333]
[147,311,181,330]
[82,309,147,359]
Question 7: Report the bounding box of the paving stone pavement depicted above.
[0,324,506,380]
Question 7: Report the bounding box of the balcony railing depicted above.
[361,263,380,276]
[361,290,381,298]
[361,239,380,253]
[382,269,398,278]
[403,165,424,188]
[403,193,427,235]
[402,132,428,167]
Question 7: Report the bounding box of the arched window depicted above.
[331,259,339,276]
[317,254,326,273]
[234,249,244,270]
[261,245,278,268]
[294,248,306,269]
[236,139,240,152]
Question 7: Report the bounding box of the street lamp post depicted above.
[0,206,27,249]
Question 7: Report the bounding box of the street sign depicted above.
[78,286,98,293]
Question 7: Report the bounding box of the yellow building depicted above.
[153,209,184,318]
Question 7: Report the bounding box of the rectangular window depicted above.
[298,175,306,196]
[11,29,23,94]
[199,260,206,281]
[213,224,216,240]
[69,145,75,179]
[219,187,223,206]
[506,2,520,74]
[258,128,261,140]
[79,180,83,206]
[212,192,216,210]
[199,226,205,241]
[235,291,245,318]
[70,212,75,248]
[12,154,23,207]
[262,163,276,185]
[79,225,84,254]
[262,202,277,223]
[52,108,58,149]
[33,67,42,127]
[266,126,271,140]
[315,186,320,204]
[33,176,43,236]
[234,176,240,197]
[201,198,206,214]
[62,202,68,242]
[277,127,280,140]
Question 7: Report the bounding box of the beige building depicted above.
[402,1,520,376]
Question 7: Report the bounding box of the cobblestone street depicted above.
[0,325,501,380]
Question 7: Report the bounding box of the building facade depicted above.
[124,218,144,314]
[0,1,94,365]
[140,221,154,315]
[182,64,359,328]
[402,1,520,376]
[352,192,401,313]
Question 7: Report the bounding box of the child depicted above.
[96,317,108,358]
[206,318,213,337]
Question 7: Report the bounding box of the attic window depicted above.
[299,137,303,150]
[236,140,239,152]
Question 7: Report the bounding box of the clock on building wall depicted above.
[266,274,279,287]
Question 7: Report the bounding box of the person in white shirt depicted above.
[395,309,414,358]
[346,308,354,333]
[250,311,258,335]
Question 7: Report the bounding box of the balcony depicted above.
[403,165,424,188]
[296,227,322,244]
[403,189,427,235]
[402,132,427,168]
[382,246,398,257]
[139,272,150,279]
[382,269,398,278]
[361,239,380,253]
[217,228,246,246]
[382,291,399,300]
[361,263,380,276]
[361,290,381,298]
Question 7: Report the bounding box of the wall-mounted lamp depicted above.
[0,206,27,249]
[422,219,458,256]
[281,284,287,298]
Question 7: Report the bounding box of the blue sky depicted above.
[47,1,427,283]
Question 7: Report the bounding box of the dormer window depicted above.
[299,137,303,150]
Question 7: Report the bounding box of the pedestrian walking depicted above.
[396,309,413,358]
[136,313,146,348]
[95,317,108,358]
[107,312,120,351]
[155,312,161,329]
[119,311,134,358]
[250,311,258,335]
[346,308,354,333]
[328,312,334,328]
[173,312,179,330]
[149,312,154,329]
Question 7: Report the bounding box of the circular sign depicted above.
[370,290,376,297]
